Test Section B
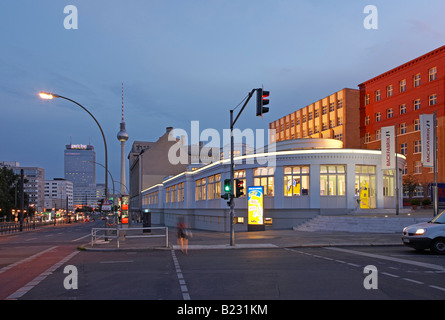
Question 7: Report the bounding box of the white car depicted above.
[402,210,445,254]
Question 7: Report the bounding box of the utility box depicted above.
[143,209,151,233]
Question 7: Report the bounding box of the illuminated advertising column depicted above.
[121,195,129,224]
[247,186,265,231]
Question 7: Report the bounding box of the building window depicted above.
[337,117,343,126]
[400,79,406,93]
[337,99,343,109]
[284,166,309,197]
[387,85,393,97]
[429,67,437,82]
[375,129,381,141]
[329,102,335,112]
[387,108,393,119]
[375,90,381,102]
[383,170,395,196]
[414,161,422,174]
[399,104,406,114]
[253,167,275,196]
[414,185,424,197]
[195,178,206,201]
[414,140,421,153]
[149,191,158,205]
[207,174,221,200]
[334,133,343,141]
[365,94,370,106]
[400,143,407,155]
[414,119,420,131]
[365,115,370,125]
[165,187,171,203]
[308,112,313,120]
[171,184,177,203]
[375,112,381,122]
[177,183,184,202]
[402,164,408,176]
[320,165,346,196]
[315,108,319,118]
[414,73,421,87]
[414,99,421,110]
[329,120,334,129]
[365,132,371,143]
[400,123,407,134]
[429,94,437,106]
[322,105,327,115]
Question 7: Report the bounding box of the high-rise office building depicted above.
[64,144,97,208]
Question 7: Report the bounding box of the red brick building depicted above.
[359,46,445,197]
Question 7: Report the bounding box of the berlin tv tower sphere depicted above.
[117,122,129,142]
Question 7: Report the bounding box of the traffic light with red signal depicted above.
[256,88,270,117]
[235,179,244,198]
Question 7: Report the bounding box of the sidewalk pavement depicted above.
[79,209,440,251]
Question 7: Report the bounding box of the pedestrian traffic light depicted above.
[235,179,244,198]
[221,179,232,200]
[256,88,270,117]
[224,179,231,193]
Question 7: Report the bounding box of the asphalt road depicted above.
[1,221,445,306]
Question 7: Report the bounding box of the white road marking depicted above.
[171,250,190,300]
[325,247,445,271]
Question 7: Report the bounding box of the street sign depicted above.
[102,200,112,211]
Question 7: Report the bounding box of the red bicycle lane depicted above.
[0,245,79,300]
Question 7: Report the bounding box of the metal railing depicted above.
[91,226,169,248]
[0,222,36,234]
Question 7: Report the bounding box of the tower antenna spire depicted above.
[122,82,124,121]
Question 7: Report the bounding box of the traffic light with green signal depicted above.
[221,179,232,200]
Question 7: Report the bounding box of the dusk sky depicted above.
[1,0,445,185]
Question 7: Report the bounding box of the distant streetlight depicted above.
[38,92,109,201]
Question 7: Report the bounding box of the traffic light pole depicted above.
[229,89,256,246]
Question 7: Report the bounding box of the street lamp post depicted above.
[39,92,109,202]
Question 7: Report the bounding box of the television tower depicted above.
[117,83,129,195]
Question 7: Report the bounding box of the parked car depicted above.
[402,210,445,254]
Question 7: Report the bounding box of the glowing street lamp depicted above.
[39,92,55,100]
[38,92,109,201]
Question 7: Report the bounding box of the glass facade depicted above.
[64,144,96,207]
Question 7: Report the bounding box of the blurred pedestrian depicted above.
[177,218,190,254]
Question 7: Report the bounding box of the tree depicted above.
[403,174,419,201]
[0,167,20,220]
[0,167,29,221]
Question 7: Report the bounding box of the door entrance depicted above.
[355,165,376,209]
